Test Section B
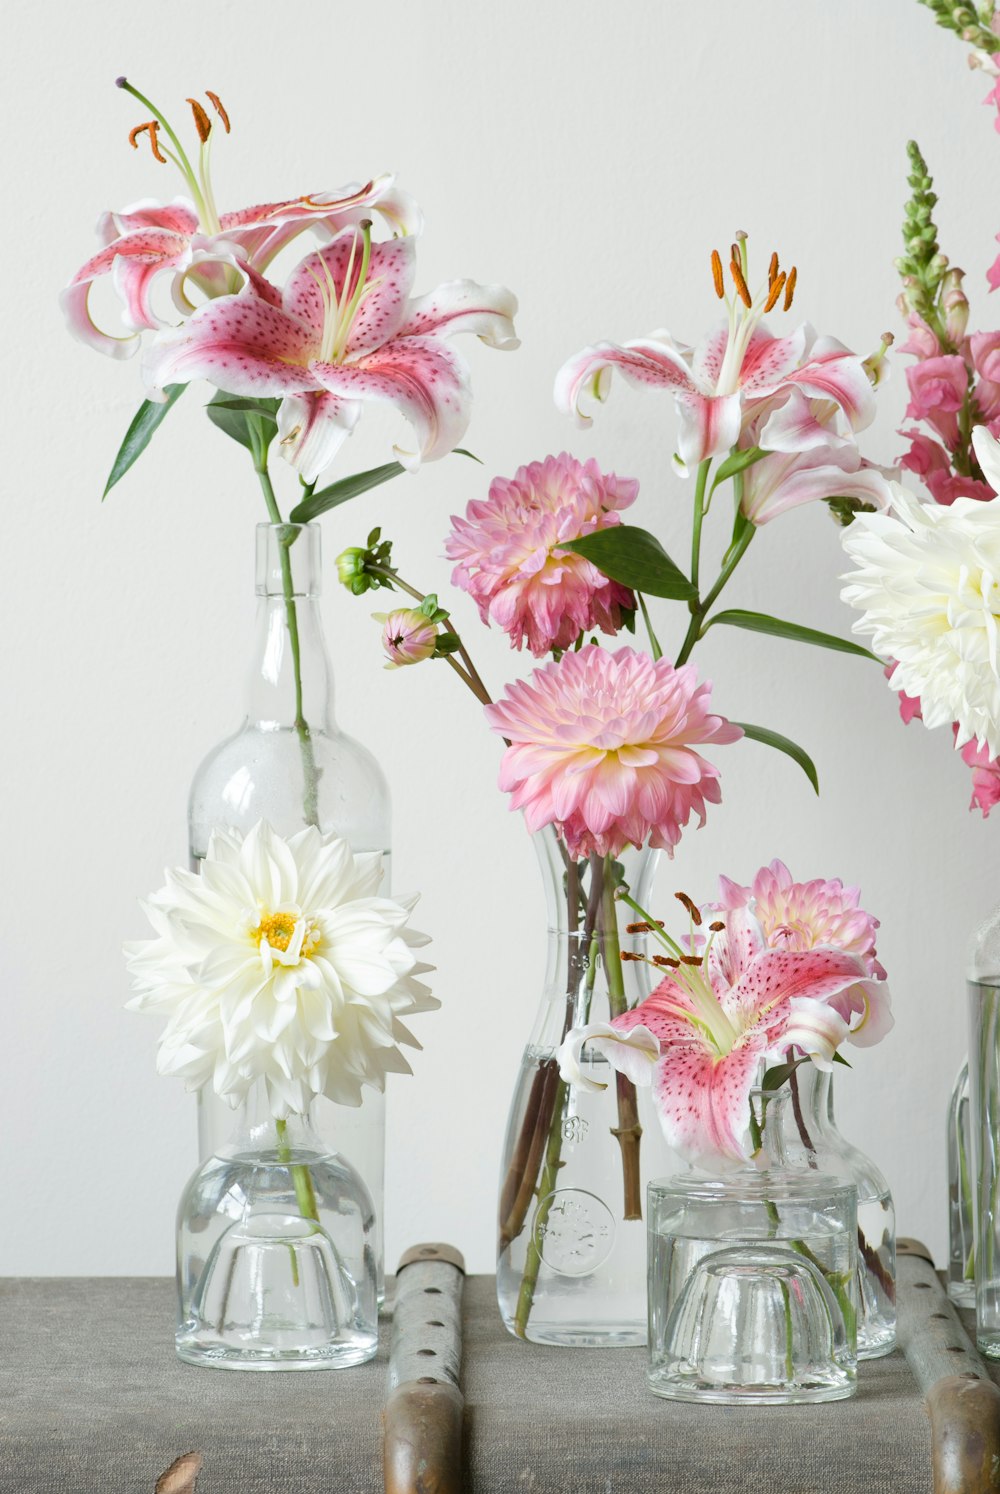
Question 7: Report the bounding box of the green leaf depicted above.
[205,390,279,452]
[452,447,483,464]
[103,383,186,497]
[832,1051,852,1069]
[707,609,878,661]
[709,446,766,494]
[761,1057,807,1093]
[290,461,406,523]
[206,396,280,419]
[562,526,696,601]
[734,721,819,794]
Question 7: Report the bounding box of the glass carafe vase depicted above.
[496,830,680,1346]
[188,523,390,1291]
[779,1066,896,1358]
[967,901,1000,1357]
[947,1058,975,1308]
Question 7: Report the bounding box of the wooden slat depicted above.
[383,1244,465,1494]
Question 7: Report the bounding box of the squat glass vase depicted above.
[647,1086,859,1405]
[188,522,390,1291]
[176,1083,378,1370]
[496,830,680,1346]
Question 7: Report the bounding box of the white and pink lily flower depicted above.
[557,902,888,1167]
[61,83,421,359]
[63,178,420,360]
[554,242,876,473]
[142,223,519,480]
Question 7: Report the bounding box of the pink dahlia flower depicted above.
[484,644,742,859]
[444,453,638,656]
[715,859,891,1049]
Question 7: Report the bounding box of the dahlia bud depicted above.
[376,608,439,668]
[336,547,370,594]
[942,266,969,342]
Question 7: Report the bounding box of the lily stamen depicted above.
[768,251,779,288]
[711,249,725,299]
[187,98,212,144]
[764,272,787,313]
[129,121,166,164]
[675,891,702,926]
[730,257,753,309]
[206,90,230,133]
[784,266,798,310]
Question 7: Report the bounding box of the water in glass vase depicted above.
[969,979,1000,1358]
[176,1099,378,1370]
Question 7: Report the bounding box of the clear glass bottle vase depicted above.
[176,1082,378,1370]
[188,523,390,1291]
[778,1066,896,1358]
[947,1058,975,1308]
[496,830,680,1346]
[967,902,1000,1356]
[647,1086,858,1404]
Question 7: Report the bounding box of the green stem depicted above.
[274,1116,320,1289]
[689,460,711,596]
[251,444,320,828]
[513,1079,567,1338]
[637,592,662,661]
[600,857,643,1220]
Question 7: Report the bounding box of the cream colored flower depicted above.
[841,481,1000,757]
[125,822,435,1117]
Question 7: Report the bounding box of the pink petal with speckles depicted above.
[62,228,194,355]
[283,232,415,356]
[674,390,742,467]
[312,336,471,468]
[398,280,519,348]
[276,392,362,483]
[737,325,808,391]
[142,294,319,399]
[554,334,696,428]
[653,1039,763,1164]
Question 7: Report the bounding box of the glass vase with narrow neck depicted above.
[176,1081,378,1370]
[647,1086,858,1404]
[776,1066,895,1358]
[188,523,390,1293]
[966,901,1000,1357]
[496,829,681,1347]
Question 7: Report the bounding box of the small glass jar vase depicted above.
[778,1066,896,1357]
[947,1058,975,1309]
[176,1084,378,1371]
[188,523,390,1293]
[647,1087,859,1405]
[967,902,1000,1357]
[496,832,680,1346]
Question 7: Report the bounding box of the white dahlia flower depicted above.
[841,481,1000,757]
[124,822,435,1117]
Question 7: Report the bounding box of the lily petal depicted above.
[312,336,471,468]
[554,333,696,427]
[143,293,318,399]
[277,392,363,482]
[398,279,520,348]
[556,1021,660,1092]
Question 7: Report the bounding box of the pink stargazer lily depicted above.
[63,177,420,359]
[142,225,519,479]
[554,242,875,472]
[557,903,886,1166]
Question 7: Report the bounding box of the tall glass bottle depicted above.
[188,523,391,1289]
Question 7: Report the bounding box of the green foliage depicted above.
[895,140,949,338]
[916,0,1000,54]
[561,526,697,601]
[290,462,405,523]
[205,391,279,452]
[733,722,819,794]
[103,383,185,497]
[707,609,879,660]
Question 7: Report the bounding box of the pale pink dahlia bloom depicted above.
[715,859,891,1047]
[484,644,742,859]
[444,453,638,656]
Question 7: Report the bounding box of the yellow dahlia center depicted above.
[253,912,321,959]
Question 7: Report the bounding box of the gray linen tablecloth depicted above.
[2,1275,935,1493]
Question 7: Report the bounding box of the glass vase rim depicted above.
[650,1162,857,1205]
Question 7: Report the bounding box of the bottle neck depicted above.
[247,524,335,732]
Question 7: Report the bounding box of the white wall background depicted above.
[2,0,996,1276]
